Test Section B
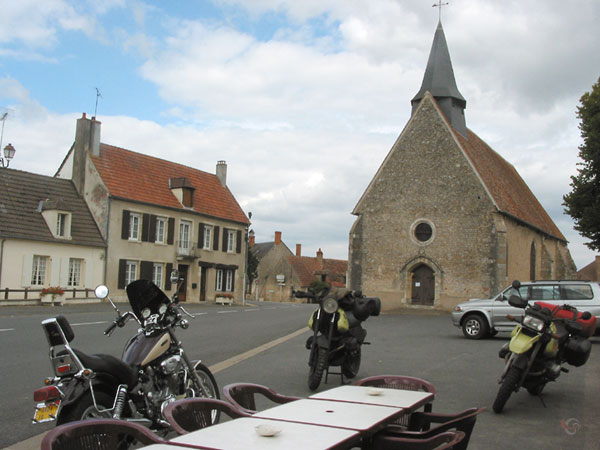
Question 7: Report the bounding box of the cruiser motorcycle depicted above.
[297,288,381,390]
[32,271,219,431]
[493,280,596,413]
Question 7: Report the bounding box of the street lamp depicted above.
[1,143,15,168]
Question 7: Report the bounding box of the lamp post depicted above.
[243,212,252,306]
[0,113,16,168]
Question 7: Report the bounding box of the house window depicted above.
[129,213,141,241]
[56,213,68,237]
[153,263,164,288]
[227,229,235,253]
[155,217,166,244]
[31,255,48,286]
[216,269,223,291]
[204,225,212,250]
[179,220,192,254]
[68,258,83,287]
[125,261,138,286]
[216,269,234,292]
[225,270,233,291]
[182,188,194,207]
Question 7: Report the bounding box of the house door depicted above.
[178,264,189,302]
[199,266,207,301]
[411,265,434,306]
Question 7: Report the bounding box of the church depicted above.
[348,21,576,311]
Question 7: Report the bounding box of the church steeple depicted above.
[411,21,467,136]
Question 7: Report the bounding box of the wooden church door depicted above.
[411,265,434,305]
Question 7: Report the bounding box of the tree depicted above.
[246,249,259,293]
[563,77,600,251]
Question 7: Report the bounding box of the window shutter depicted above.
[231,270,235,291]
[167,218,175,245]
[198,223,205,247]
[118,259,127,289]
[121,210,130,240]
[141,214,150,242]
[149,215,157,242]
[140,261,153,280]
[222,228,228,253]
[213,226,220,251]
[165,263,173,291]
[236,230,242,253]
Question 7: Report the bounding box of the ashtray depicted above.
[255,424,282,437]
[366,388,384,396]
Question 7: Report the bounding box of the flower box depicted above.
[215,293,234,305]
[40,286,65,305]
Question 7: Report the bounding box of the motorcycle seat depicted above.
[63,349,138,388]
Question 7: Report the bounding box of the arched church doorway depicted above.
[411,264,435,306]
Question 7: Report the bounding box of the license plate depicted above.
[33,401,60,423]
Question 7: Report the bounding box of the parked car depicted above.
[452,280,600,339]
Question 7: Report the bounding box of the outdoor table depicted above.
[166,417,361,450]
[254,398,405,436]
[309,385,434,412]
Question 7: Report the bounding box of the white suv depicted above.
[451,280,600,339]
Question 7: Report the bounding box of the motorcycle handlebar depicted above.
[104,321,118,336]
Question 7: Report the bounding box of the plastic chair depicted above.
[40,418,165,450]
[369,430,466,450]
[384,407,486,450]
[222,382,300,415]
[355,375,436,427]
[164,397,251,434]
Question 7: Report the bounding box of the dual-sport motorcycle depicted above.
[32,271,219,431]
[493,280,596,413]
[296,287,381,390]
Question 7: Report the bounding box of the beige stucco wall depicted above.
[254,243,295,302]
[0,239,104,296]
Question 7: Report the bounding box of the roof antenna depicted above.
[94,87,102,118]
[432,1,449,22]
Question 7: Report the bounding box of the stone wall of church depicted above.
[350,97,503,311]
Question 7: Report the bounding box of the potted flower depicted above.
[40,286,65,305]
[215,292,234,305]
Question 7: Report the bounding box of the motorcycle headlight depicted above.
[523,314,545,332]
[322,297,338,314]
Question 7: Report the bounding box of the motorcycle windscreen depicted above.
[126,279,170,322]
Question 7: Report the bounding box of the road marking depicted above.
[0,328,15,332]
[217,310,238,314]
[208,327,309,374]
[71,321,108,326]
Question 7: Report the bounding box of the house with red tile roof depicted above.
[349,21,576,311]
[577,256,600,281]
[56,114,250,303]
[250,231,347,301]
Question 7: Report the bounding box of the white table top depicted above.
[254,398,404,434]
[168,417,360,450]
[309,385,434,411]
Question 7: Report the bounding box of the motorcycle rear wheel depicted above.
[56,390,114,425]
[493,365,521,413]
[341,347,361,379]
[308,347,327,391]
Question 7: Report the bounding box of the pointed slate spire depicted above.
[411,21,467,136]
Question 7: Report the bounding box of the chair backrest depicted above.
[222,383,300,415]
[163,397,250,434]
[371,430,466,450]
[355,375,437,396]
[41,418,164,450]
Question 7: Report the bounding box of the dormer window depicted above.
[39,199,72,240]
[169,177,195,208]
[57,213,68,237]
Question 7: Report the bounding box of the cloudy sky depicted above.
[1,0,599,270]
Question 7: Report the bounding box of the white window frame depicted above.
[125,261,138,286]
[129,213,141,241]
[68,258,83,287]
[179,220,192,254]
[225,270,233,292]
[57,213,68,237]
[227,229,235,253]
[203,225,212,250]
[155,217,166,244]
[216,269,223,292]
[31,255,48,286]
[153,263,164,288]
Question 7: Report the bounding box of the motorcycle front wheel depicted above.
[341,346,361,379]
[493,365,522,413]
[187,361,220,424]
[308,347,327,391]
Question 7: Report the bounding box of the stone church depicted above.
[348,21,576,311]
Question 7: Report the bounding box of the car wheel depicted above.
[462,314,488,339]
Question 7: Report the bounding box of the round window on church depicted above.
[410,219,435,245]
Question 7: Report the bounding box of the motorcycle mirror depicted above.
[508,294,527,309]
[581,311,592,320]
[170,269,179,284]
[511,280,521,290]
[94,285,109,299]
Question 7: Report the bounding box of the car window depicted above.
[528,285,559,301]
[561,284,594,300]
[503,286,529,300]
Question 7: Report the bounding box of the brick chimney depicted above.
[296,244,301,256]
[72,113,101,194]
[316,248,323,266]
[274,231,282,245]
[216,160,227,186]
[249,231,255,247]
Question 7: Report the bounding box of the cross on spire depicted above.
[432,1,449,22]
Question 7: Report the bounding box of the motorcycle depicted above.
[493,280,596,413]
[297,287,381,391]
[32,270,220,432]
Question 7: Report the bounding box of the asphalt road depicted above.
[1,301,599,449]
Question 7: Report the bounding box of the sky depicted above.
[0,0,599,271]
